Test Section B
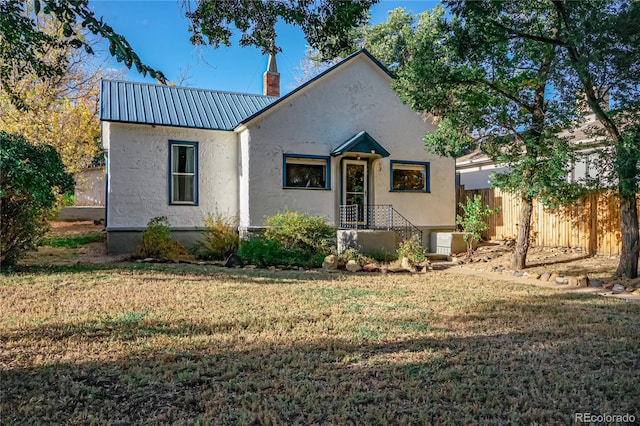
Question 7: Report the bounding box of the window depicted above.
[169,141,198,204]
[283,154,330,189]
[390,160,429,192]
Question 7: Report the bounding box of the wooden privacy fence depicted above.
[456,186,639,256]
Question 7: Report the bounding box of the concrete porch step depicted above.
[426,252,450,261]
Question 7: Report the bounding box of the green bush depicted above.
[195,213,239,260]
[264,211,336,255]
[397,235,426,264]
[0,131,74,268]
[238,211,336,268]
[134,217,187,262]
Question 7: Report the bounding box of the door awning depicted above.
[330,131,390,158]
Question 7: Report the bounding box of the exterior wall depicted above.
[74,167,106,206]
[103,122,238,234]
[240,55,456,231]
[457,165,508,190]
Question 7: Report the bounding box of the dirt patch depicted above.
[19,222,128,267]
[451,241,619,279]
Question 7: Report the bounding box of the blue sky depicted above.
[90,0,439,95]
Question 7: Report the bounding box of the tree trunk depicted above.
[511,196,533,270]
[616,194,639,278]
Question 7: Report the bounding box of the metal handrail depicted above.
[339,204,423,243]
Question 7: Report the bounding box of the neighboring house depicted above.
[456,114,605,190]
[100,50,456,254]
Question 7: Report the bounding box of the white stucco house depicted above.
[100,50,456,254]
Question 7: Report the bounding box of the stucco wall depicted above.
[240,54,456,229]
[103,122,238,230]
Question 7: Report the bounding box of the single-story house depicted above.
[100,49,456,254]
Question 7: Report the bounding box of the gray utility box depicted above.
[430,232,475,255]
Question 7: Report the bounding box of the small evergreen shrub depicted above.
[397,235,426,264]
[195,213,239,260]
[134,216,187,262]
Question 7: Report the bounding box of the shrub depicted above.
[264,211,336,255]
[195,213,239,260]
[0,131,74,268]
[134,216,187,262]
[238,211,336,268]
[397,234,426,264]
[340,247,375,266]
[456,194,501,256]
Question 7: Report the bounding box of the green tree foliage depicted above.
[0,0,166,106]
[0,131,73,268]
[0,13,119,175]
[383,5,582,269]
[456,195,501,256]
[447,0,640,277]
[185,0,377,59]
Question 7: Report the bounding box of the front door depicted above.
[342,159,368,226]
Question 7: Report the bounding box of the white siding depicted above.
[105,122,238,229]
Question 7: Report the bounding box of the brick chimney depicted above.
[263,52,280,97]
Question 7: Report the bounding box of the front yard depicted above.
[1,262,638,424]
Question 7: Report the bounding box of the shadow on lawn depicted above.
[2,292,639,424]
[12,261,349,284]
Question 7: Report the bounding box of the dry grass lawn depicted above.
[1,262,639,424]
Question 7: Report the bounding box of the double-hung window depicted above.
[283,154,330,189]
[390,160,430,192]
[169,141,198,204]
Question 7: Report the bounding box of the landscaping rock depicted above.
[401,257,415,272]
[362,263,379,273]
[612,284,626,293]
[346,260,362,272]
[603,282,614,289]
[540,272,551,281]
[514,271,523,277]
[548,272,559,282]
[568,276,578,286]
[243,264,257,270]
[322,254,339,270]
[224,253,243,268]
[577,276,589,287]
[380,266,390,274]
[555,276,568,285]
[588,278,604,288]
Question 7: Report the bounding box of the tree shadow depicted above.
[2,292,638,424]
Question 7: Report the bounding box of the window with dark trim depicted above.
[390,160,430,192]
[283,154,330,189]
[169,141,198,204]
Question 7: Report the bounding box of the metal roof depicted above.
[100,80,277,131]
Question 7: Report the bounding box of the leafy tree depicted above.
[0,0,166,106]
[447,0,640,277]
[0,132,74,268]
[387,6,582,270]
[0,13,120,175]
[185,0,377,59]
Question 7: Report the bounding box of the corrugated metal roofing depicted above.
[100,80,277,131]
